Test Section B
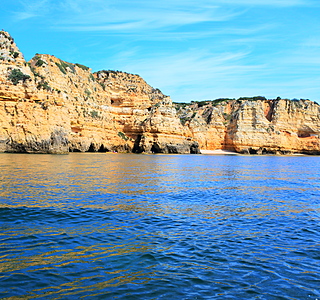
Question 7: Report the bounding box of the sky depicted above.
[1,0,320,103]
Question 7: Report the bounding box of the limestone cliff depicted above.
[0,31,199,154]
[176,98,320,154]
[0,31,319,155]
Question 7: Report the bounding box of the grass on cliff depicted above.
[117,131,129,141]
[37,81,51,91]
[35,59,46,67]
[8,69,30,85]
[55,60,76,74]
[75,63,89,71]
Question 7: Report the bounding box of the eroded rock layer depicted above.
[0,31,319,155]
[176,98,320,154]
[0,31,198,154]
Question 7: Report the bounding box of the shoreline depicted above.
[200,149,239,155]
[200,149,308,156]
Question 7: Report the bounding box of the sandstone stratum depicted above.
[1,31,319,155]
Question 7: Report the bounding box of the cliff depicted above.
[176,98,320,154]
[0,31,319,155]
[0,31,198,154]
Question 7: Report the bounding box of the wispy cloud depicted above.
[13,0,50,20]
[53,2,239,32]
[12,0,317,26]
[113,48,263,100]
[210,0,315,6]
[12,0,313,35]
[14,11,37,21]
[7,0,320,102]
[108,40,320,102]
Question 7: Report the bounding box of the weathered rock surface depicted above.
[0,31,198,154]
[0,31,319,155]
[176,98,320,154]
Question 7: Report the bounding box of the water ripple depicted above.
[0,154,319,299]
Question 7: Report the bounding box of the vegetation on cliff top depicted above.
[75,63,89,71]
[173,96,313,109]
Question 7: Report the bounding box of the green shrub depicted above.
[193,100,210,108]
[35,59,46,67]
[238,96,266,101]
[55,60,75,74]
[90,110,99,118]
[67,63,76,73]
[223,113,231,121]
[37,81,51,91]
[153,102,161,108]
[75,63,89,71]
[179,112,196,125]
[173,102,188,109]
[99,82,106,90]
[118,131,129,141]
[212,98,234,106]
[89,74,95,81]
[55,62,67,74]
[60,60,75,73]
[8,69,30,85]
[30,65,45,79]
[84,89,91,97]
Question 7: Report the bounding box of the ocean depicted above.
[0,153,319,299]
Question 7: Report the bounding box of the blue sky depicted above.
[2,0,320,102]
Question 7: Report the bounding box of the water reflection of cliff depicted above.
[1,153,317,218]
[1,153,320,299]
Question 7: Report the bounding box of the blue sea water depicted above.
[0,153,319,299]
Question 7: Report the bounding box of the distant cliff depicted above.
[0,31,319,155]
[175,98,320,154]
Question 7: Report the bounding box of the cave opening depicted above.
[87,143,95,152]
[248,148,257,154]
[151,143,162,153]
[132,135,143,153]
[298,132,311,138]
[98,144,108,152]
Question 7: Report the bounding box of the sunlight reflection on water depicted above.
[0,153,320,299]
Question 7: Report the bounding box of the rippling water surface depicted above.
[0,153,319,299]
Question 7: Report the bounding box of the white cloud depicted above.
[53,2,239,33]
[107,43,320,102]
[113,48,263,100]
[210,0,315,6]
[13,11,38,20]
[12,0,317,25]
[13,0,50,20]
[8,0,320,102]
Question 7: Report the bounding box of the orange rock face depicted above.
[177,99,320,154]
[0,31,199,154]
[0,31,319,155]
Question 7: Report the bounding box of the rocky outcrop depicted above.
[0,31,319,155]
[0,31,199,154]
[176,98,320,155]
